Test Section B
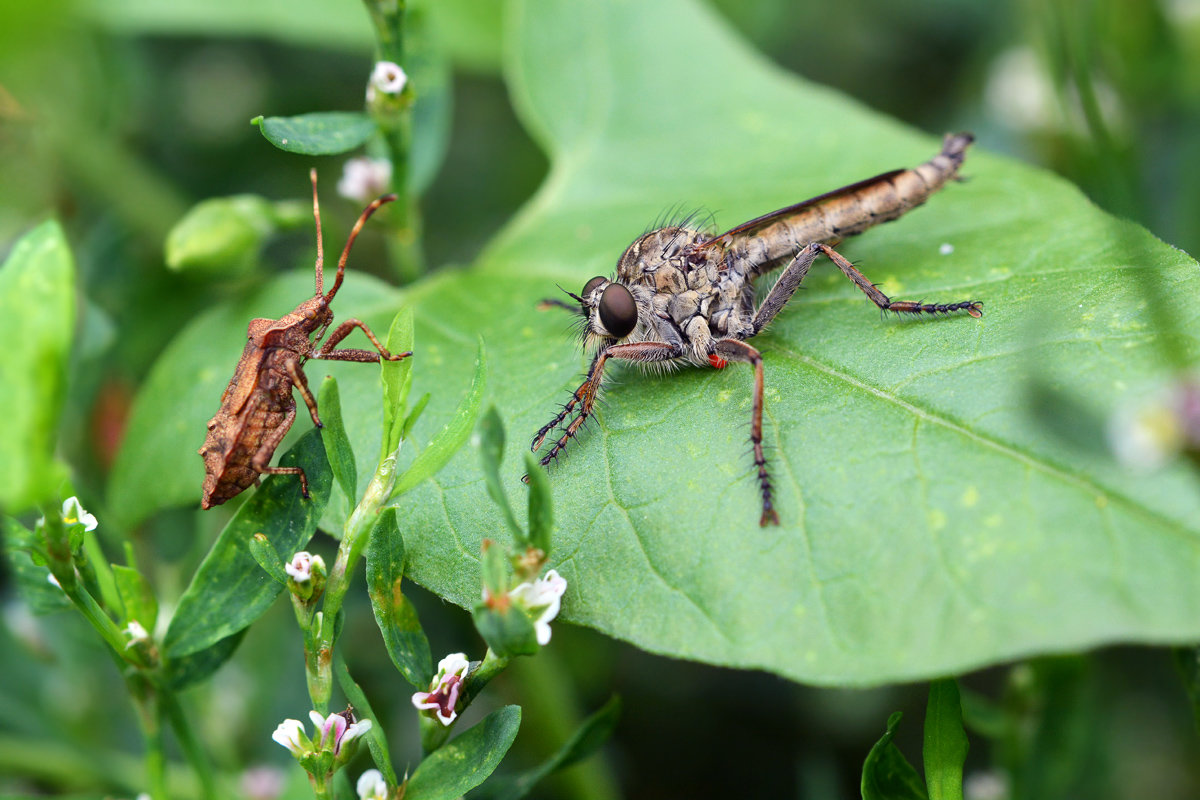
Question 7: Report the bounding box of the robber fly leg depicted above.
[285,357,322,428]
[811,242,983,318]
[315,318,412,362]
[751,241,825,334]
[712,338,779,526]
[251,405,311,498]
[531,342,684,466]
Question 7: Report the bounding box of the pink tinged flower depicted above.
[240,765,287,800]
[61,496,98,531]
[272,718,308,756]
[286,551,323,583]
[411,652,470,726]
[338,158,393,204]
[370,61,407,95]
[308,709,371,756]
[510,569,567,645]
[123,619,149,648]
[356,768,389,800]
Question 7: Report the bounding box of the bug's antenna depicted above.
[310,169,324,295]
[326,193,398,302]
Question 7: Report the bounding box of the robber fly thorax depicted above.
[533,133,983,526]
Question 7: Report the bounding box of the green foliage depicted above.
[334,656,398,788]
[404,705,522,800]
[923,680,968,800]
[164,430,331,673]
[0,221,74,512]
[862,712,927,800]
[253,112,378,156]
[381,306,415,458]
[319,376,358,515]
[165,194,307,276]
[365,507,432,689]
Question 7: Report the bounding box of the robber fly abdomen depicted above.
[531,134,982,526]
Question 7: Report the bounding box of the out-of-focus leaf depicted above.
[319,377,357,508]
[404,705,521,800]
[253,112,377,156]
[2,517,70,614]
[862,712,927,800]
[381,306,414,458]
[0,220,74,511]
[165,194,307,276]
[334,656,397,787]
[924,679,968,800]
[112,565,158,632]
[163,430,331,660]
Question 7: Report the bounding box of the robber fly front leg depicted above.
[532,341,685,466]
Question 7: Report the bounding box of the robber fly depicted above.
[530,133,982,526]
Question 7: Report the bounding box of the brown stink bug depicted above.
[531,134,982,526]
[199,170,411,509]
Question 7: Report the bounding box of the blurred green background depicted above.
[2,0,1199,797]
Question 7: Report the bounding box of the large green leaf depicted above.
[385,0,1200,685]
[0,220,74,512]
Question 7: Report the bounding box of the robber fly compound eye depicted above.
[598,283,637,338]
[582,275,607,300]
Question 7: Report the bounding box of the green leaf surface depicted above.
[253,112,378,156]
[319,377,358,508]
[377,0,1200,685]
[366,507,432,689]
[165,630,246,691]
[862,712,928,800]
[389,341,487,499]
[478,406,524,542]
[248,533,288,585]
[382,306,415,458]
[0,220,74,512]
[108,271,401,526]
[2,517,71,615]
[523,452,552,555]
[334,655,398,788]
[480,695,620,800]
[404,705,521,800]
[111,564,158,632]
[923,680,968,800]
[164,429,331,659]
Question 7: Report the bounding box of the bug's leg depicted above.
[811,242,983,318]
[314,318,411,363]
[530,341,684,468]
[285,358,322,428]
[711,338,778,526]
[251,406,310,498]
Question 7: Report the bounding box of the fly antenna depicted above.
[326,193,398,301]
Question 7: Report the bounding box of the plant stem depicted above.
[162,691,217,800]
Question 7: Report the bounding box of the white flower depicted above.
[510,569,567,645]
[123,619,149,648]
[366,60,407,103]
[411,652,470,726]
[271,718,307,755]
[285,551,323,583]
[240,766,287,800]
[61,497,98,531]
[338,157,393,204]
[356,768,389,800]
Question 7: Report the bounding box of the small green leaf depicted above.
[924,679,968,800]
[381,306,414,458]
[366,508,432,689]
[390,340,487,499]
[0,220,74,512]
[165,194,306,276]
[473,542,539,658]
[164,430,332,660]
[319,376,357,509]
[523,452,552,556]
[478,407,523,542]
[482,696,621,800]
[2,517,70,614]
[334,655,397,788]
[253,112,377,156]
[248,533,287,585]
[166,630,246,691]
[404,705,522,800]
[401,392,431,440]
[112,564,158,632]
[861,712,928,800]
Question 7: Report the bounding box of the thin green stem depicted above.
[162,691,217,800]
[129,678,168,800]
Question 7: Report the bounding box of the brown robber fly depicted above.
[531,133,982,526]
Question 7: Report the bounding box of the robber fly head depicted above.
[575,273,645,346]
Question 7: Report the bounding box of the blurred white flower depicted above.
[338,158,393,204]
[123,620,149,648]
[366,61,407,103]
[510,569,567,645]
[356,768,389,800]
[240,765,287,800]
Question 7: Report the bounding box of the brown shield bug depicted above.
[199,170,411,509]
[531,134,982,526]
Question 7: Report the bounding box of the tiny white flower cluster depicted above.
[285,551,323,583]
[272,709,372,760]
[123,620,149,648]
[411,652,470,726]
[366,60,407,104]
[509,569,567,645]
[338,158,393,204]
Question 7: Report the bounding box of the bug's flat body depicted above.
[199,174,408,510]
[531,134,982,525]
